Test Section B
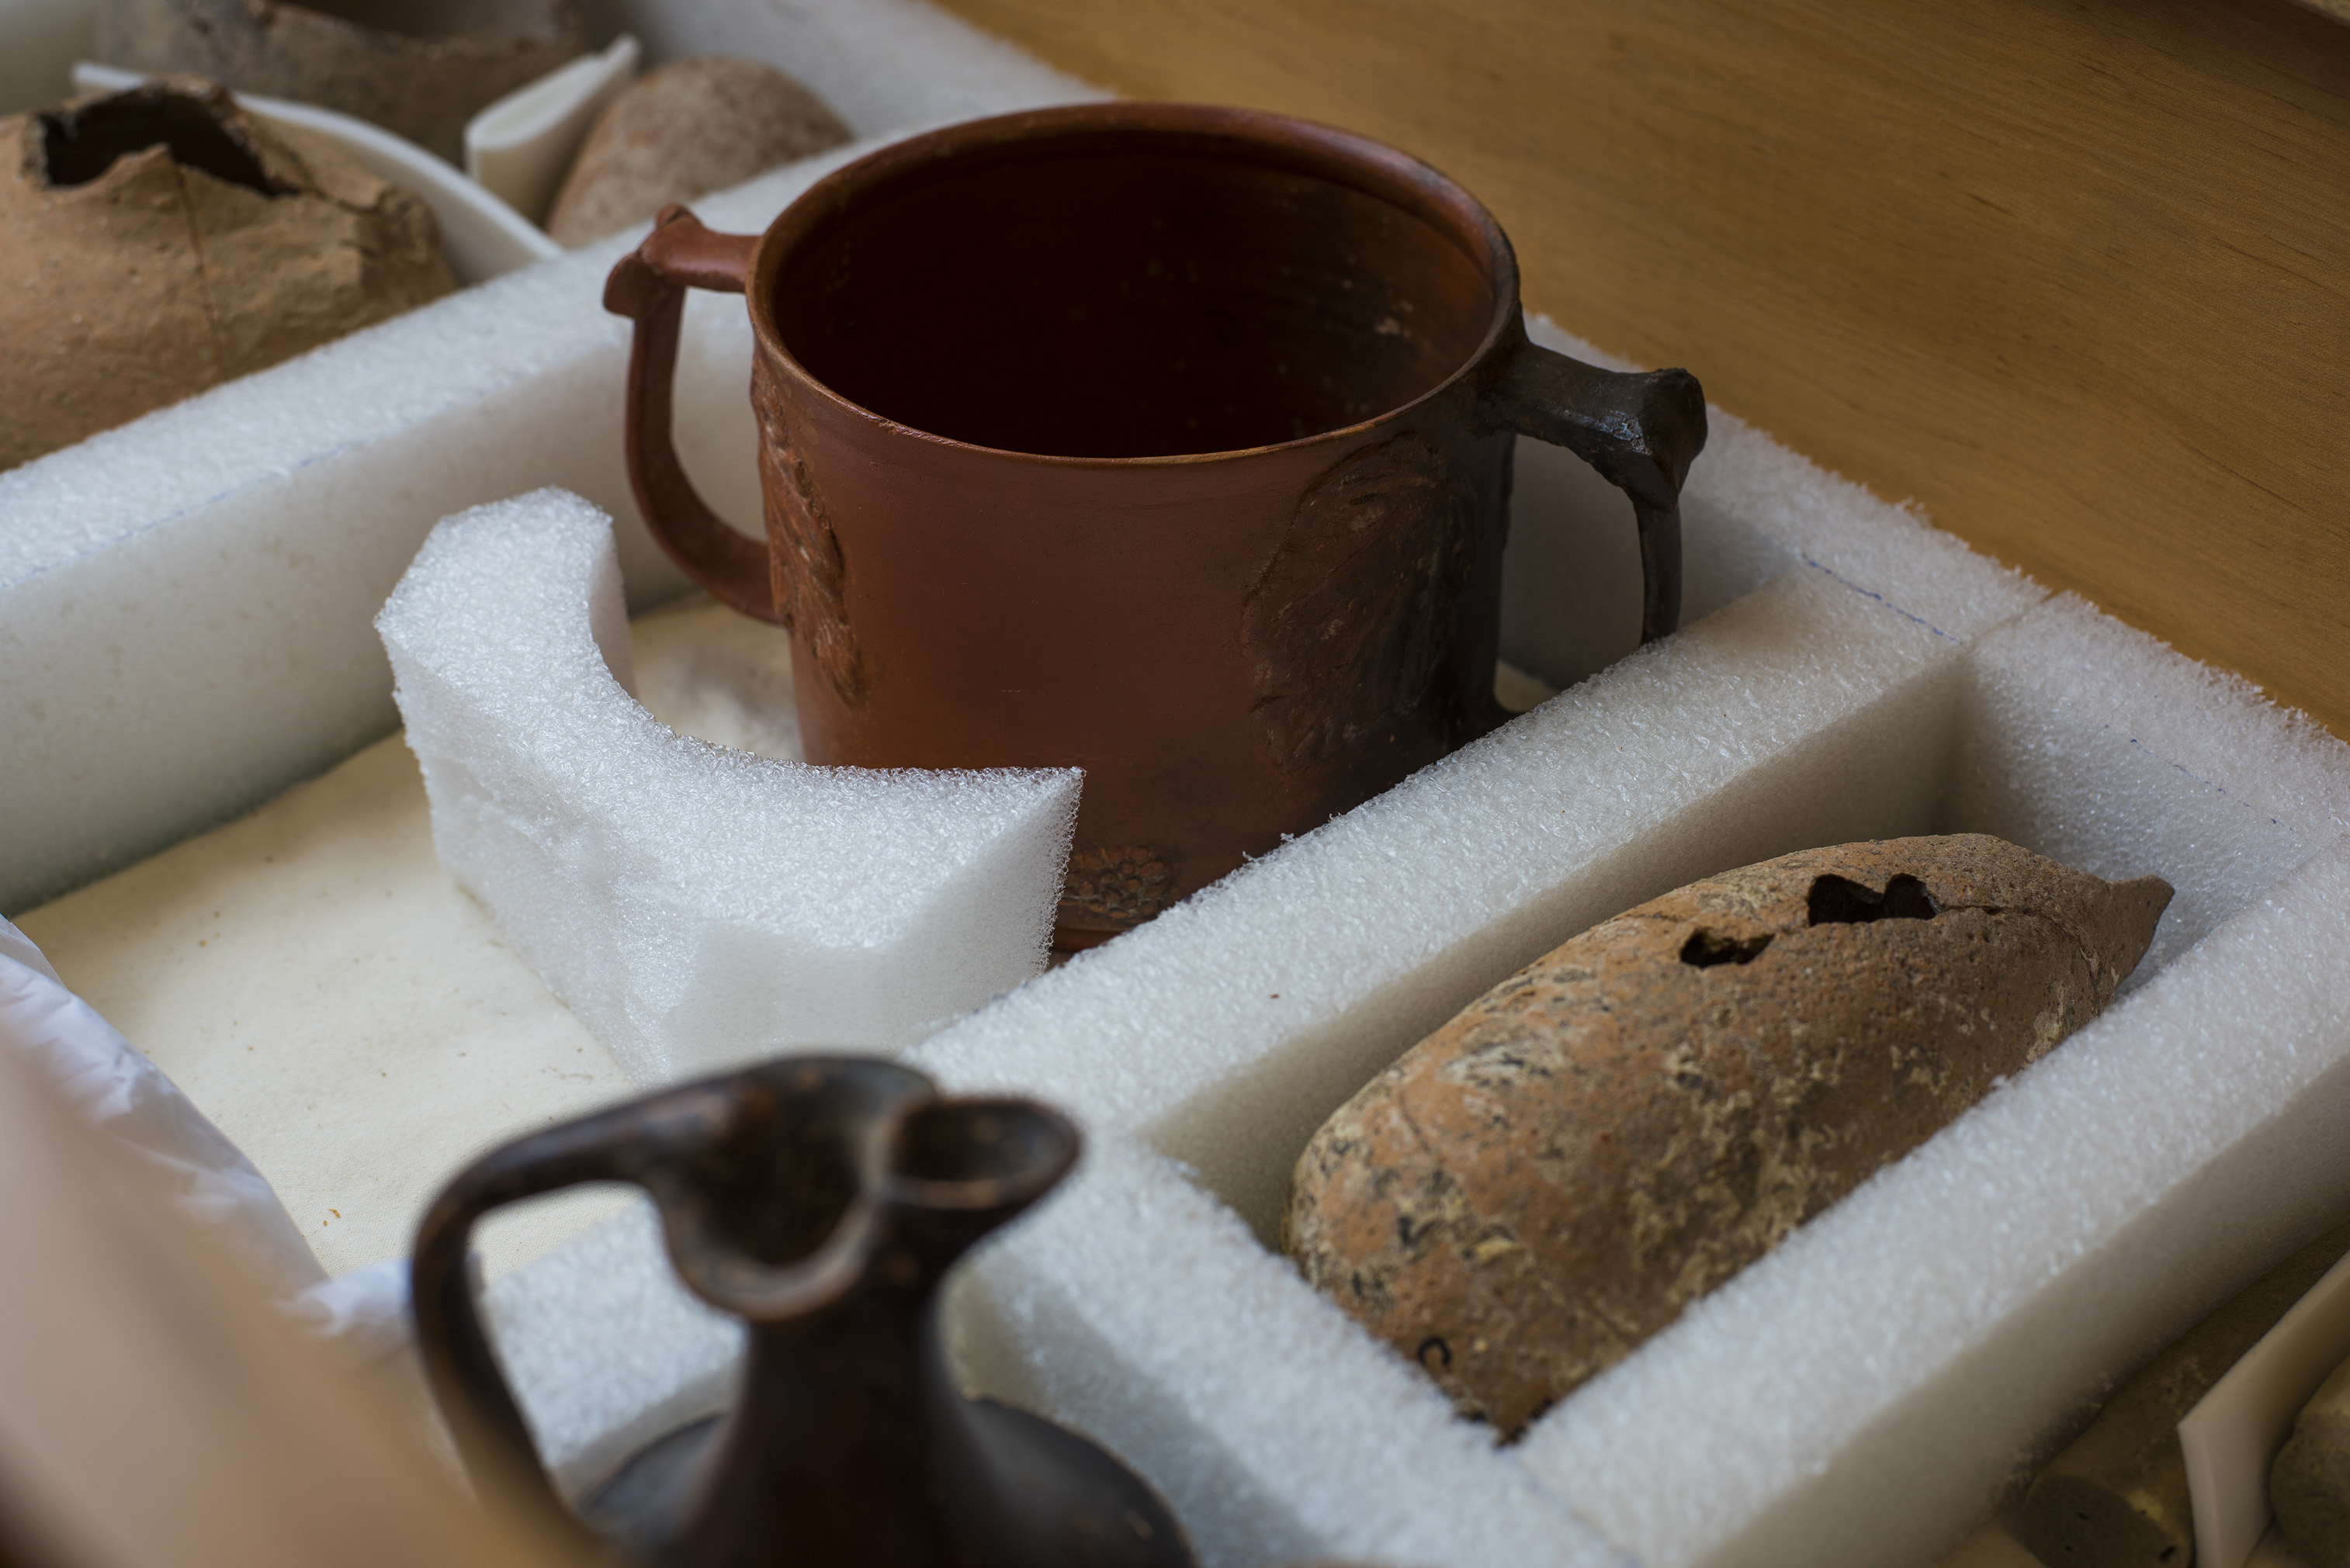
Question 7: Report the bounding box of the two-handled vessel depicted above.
[606,103,1707,946]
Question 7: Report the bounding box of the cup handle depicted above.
[1477,322,1708,644]
[409,1106,662,1530]
[604,206,780,623]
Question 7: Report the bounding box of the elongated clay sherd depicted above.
[1284,835,2172,1438]
[376,490,1081,1085]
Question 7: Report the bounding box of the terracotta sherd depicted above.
[1283,834,2171,1438]
[546,58,851,247]
[1,78,454,472]
[95,0,586,165]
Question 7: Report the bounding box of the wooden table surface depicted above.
[939,0,2350,737]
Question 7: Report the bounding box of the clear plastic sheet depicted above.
[0,913,409,1359]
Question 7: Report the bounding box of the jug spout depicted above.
[661,1096,1087,1564]
[411,1057,1193,1568]
[881,1098,1086,1267]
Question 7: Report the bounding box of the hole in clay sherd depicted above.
[1808,872,1938,926]
[40,88,279,193]
[1679,929,1773,967]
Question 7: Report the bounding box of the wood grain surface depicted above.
[938,0,2350,736]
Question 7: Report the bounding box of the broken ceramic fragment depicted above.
[95,0,586,164]
[545,57,851,247]
[0,78,454,471]
[1284,834,2171,1438]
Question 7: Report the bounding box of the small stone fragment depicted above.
[544,57,851,247]
[2273,1342,2350,1566]
[95,0,586,165]
[1284,834,2171,1439]
[0,78,455,472]
[2016,1213,2350,1568]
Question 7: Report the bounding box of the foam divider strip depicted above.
[448,426,2350,1568]
[948,1136,1617,1568]
[482,1196,743,1499]
[1954,594,2350,982]
[376,490,1080,1082]
[934,597,2350,1568]
[913,568,1992,1241]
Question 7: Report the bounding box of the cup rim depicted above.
[743,100,1523,469]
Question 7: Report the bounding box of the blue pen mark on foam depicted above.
[1800,554,1958,644]
[1799,556,2290,832]
[2106,724,2291,829]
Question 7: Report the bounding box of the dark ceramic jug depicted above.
[411,1057,1192,1568]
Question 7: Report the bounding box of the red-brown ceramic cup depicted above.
[605,102,1705,949]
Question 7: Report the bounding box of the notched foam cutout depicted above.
[374,487,1081,1085]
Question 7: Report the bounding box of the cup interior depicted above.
[772,126,1503,459]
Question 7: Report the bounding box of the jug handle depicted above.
[1476,322,1708,644]
[605,206,780,624]
[409,1107,656,1531]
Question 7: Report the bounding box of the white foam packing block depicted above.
[460,351,2061,1561]
[480,1195,743,1499]
[0,0,1104,917]
[879,581,1990,1568]
[945,1137,1617,1568]
[917,598,2350,1568]
[14,5,2341,1547]
[1952,593,2350,983]
[919,566,2003,1242]
[376,490,1080,1083]
[449,427,2350,1565]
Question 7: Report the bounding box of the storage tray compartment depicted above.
[438,350,2350,1566]
[8,6,2348,1565]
